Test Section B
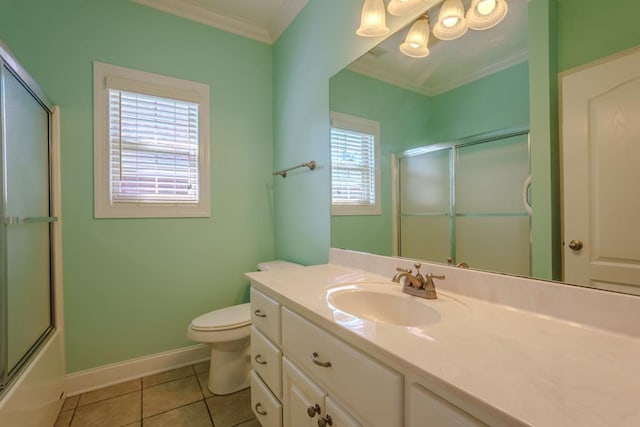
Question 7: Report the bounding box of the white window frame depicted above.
[330,112,381,216]
[93,61,210,218]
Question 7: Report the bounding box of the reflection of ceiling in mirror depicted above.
[347,0,528,96]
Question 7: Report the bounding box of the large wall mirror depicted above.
[329,0,638,296]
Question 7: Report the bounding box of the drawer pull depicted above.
[318,414,333,426]
[255,403,267,416]
[254,309,267,318]
[307,403,321,417]
[311,352,332,368]
[254,354,267,365]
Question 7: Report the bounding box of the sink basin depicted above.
[326,284,442,327]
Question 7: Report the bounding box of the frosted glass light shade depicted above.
[466,0,508,30]
[432,0,468,40]
[357,0,390,37]
[387,0,424,16]
[399,16,430,58]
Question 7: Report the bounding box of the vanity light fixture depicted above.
[356,0,509,58]
[387,0,425,16]
[356,0,390,37]
[399,15,431,58]
[466,0,508,30]
[432,0,468,40]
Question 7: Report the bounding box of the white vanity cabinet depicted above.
[250,283,495,427]
[283,356,360,427]
[250,288,284,426]
[281,308,403,427]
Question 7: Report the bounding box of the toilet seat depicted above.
[190,302,251,332]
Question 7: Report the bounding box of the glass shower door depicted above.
[1,62,54,386]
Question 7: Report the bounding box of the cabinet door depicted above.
[283,358,326,427]
[408,384,486,427]
[325,396,361,427]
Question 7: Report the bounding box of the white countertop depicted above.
[246,263,640,427]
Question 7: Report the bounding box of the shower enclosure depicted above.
[397,128,531,277]
[0,41,65,425]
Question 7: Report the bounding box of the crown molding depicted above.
[426,49,529,96]
[132,0,308,44]
[132,0,272,43]
[348,49,529,97]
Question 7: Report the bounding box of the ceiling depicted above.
[132,0,309,44]
[132,0,528,96]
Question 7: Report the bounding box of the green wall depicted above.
[330,70,432,256]
[430,62,530,141]
[0,0,275,373]
[273,0,439,265]
[329,63,529,257]
[557,0,640,72]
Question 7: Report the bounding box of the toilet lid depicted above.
[190,303,251,331]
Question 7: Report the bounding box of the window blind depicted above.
[109,89,199,204]
[331,127,376,206]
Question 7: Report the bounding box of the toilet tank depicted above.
[257,260,302,271]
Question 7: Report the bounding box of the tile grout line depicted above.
[193,365,216,425]
[58,364,236,426]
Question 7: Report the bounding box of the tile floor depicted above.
[55,361,259,427]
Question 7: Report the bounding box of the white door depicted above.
[561,47,640,294]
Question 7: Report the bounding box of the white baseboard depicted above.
[66,344,210,396]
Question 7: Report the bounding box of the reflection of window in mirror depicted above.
[330,112,381,216]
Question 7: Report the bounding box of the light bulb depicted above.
[466,0,508,31]
[477,0,497,15]
[432,0,467,40]
[442,16,459,27]
[399,16,430,58]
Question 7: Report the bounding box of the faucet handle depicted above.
[395,266,412,273]
[426,273,445,280]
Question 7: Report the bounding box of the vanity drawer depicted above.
[251,326,283,399]
[281,308,403,427]
[251,370,282,427]
[250,287,281,344]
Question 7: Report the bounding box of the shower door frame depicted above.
[0,40,56,394]
[393,126,531,273]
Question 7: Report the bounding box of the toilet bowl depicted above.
[187,303,252,395]
[187,260,302,395]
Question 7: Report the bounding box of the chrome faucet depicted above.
[392,263,444,299]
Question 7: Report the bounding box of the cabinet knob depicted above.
[307,403,321,417]
[318,414,333,426]
[254,309,267,318]
[254,403,267,416]
[311,352,332,368]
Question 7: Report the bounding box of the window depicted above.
[330,112,381,215]
[93,62,210,218]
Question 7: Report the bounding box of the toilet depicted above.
[187,260,302,395]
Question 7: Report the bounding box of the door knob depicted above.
[568,240,583,251]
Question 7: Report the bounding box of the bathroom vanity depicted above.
[245,250,640,427]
